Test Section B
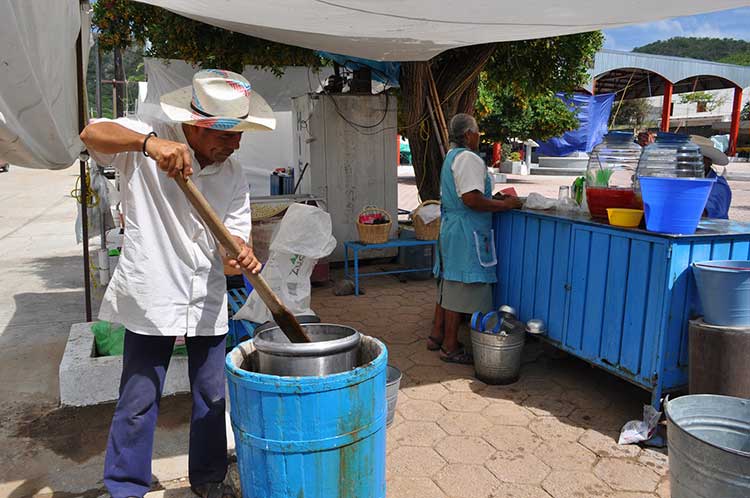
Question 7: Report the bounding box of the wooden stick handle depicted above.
[174,175,311,343]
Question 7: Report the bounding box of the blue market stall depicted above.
[494,209,750,408]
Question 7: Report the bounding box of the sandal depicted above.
[191,482,236,498]
[426,336,443,351]
[440,346,473,365]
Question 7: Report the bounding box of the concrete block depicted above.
[59,322,190,406]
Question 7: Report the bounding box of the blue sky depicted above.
[604,7,750,51]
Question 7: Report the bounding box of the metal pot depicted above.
[253,323,361,376]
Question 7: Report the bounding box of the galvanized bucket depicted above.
[385,365,402,426]
[665,394,750,498]
[471,327,525,385]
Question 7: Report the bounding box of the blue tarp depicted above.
[317,51,400,87]
[536,93,616,157]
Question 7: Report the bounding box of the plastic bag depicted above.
[414,204,440,225]
[91,321,126,356]
[618,405,661,445]
[236,204,337,323]
[523,192,557,210]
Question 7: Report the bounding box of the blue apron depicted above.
[434,148,497,284]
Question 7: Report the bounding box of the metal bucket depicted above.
[471,327,525,385]
[253,324,361,376]
[386,365,402,426]
[226,334,387,497]
[665,394,750,498]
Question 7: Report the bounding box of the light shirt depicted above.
[90,117,251,337]
[451,149,488,196]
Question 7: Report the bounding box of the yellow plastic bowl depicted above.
[607,208,644,228]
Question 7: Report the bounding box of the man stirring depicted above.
[80,69,270,498]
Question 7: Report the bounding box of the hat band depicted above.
[190,101,248,120]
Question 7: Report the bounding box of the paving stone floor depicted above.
[309,273,671,498]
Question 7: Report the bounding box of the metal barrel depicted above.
[226,334,387,498]
[385,365,402,426]
[471,327,525,385]
[665,394,750,498]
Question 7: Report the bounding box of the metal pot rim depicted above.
[254,323,361,357]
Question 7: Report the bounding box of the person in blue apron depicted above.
[427,114,523,364]
[690,135,732,219]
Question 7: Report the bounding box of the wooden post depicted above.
[661,81,673,132]
[729,86,743,157]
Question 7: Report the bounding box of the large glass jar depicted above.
[636,132,704,178]
[585,131,641,219]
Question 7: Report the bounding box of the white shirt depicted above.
[90,117,251,336]
[452,150,488,196]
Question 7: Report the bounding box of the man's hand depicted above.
[227,236,261,274]
[145,136,194,178]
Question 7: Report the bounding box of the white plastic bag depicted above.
[618,405,661,445]
[235,204,336,323]
[414,204,440,225]
[523,192,557,210]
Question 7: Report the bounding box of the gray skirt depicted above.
[436,278,493,314]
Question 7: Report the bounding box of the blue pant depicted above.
[104,331,228,498]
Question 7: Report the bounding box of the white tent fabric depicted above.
[141,59,333,195]
[0,0,88,169]
[137,0,750,61]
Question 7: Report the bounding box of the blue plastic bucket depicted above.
[692,260,750,327]
[639,176,715,234]
[226,334,387,498]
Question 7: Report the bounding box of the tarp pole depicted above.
[76,11,93,322]
[729,86,742,156]
[660,81,673,132]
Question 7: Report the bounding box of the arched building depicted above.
[586,49,750,155]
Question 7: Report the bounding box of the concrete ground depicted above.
[2,163,749,497]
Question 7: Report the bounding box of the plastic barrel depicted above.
[226,334,387,498]
[385,365,402,427]
[665,395,750,498]
[639,176,715,234]
[692,261,750,327]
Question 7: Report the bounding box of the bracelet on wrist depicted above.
[142,131,158,157]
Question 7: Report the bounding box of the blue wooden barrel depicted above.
[226,334,387,498]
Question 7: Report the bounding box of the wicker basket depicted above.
[357,206,392,244]
[413,200,441,240]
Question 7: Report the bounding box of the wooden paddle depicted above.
[174,174,312,343]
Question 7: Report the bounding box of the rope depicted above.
[71,174,100,208]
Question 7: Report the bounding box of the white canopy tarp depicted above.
[0,0,87,169]
[136,0,750,61]
[3,0,750,170]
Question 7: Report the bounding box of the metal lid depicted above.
[498,305,517,318]
[526,319,547,335]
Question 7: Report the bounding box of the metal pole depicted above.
[94,33,102,118]
[113,46,125,118]
[76,17,93,322]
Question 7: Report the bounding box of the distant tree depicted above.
[679,91,727,112]
[609,98,653,128]
[633,37,750,62]
[86,44,145,119]
[741,101,750,120]
[719,51,750,66]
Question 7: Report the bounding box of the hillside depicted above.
[633,37,750,65]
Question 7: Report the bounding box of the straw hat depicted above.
[160,69,276,132]
[690,135,728,175]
